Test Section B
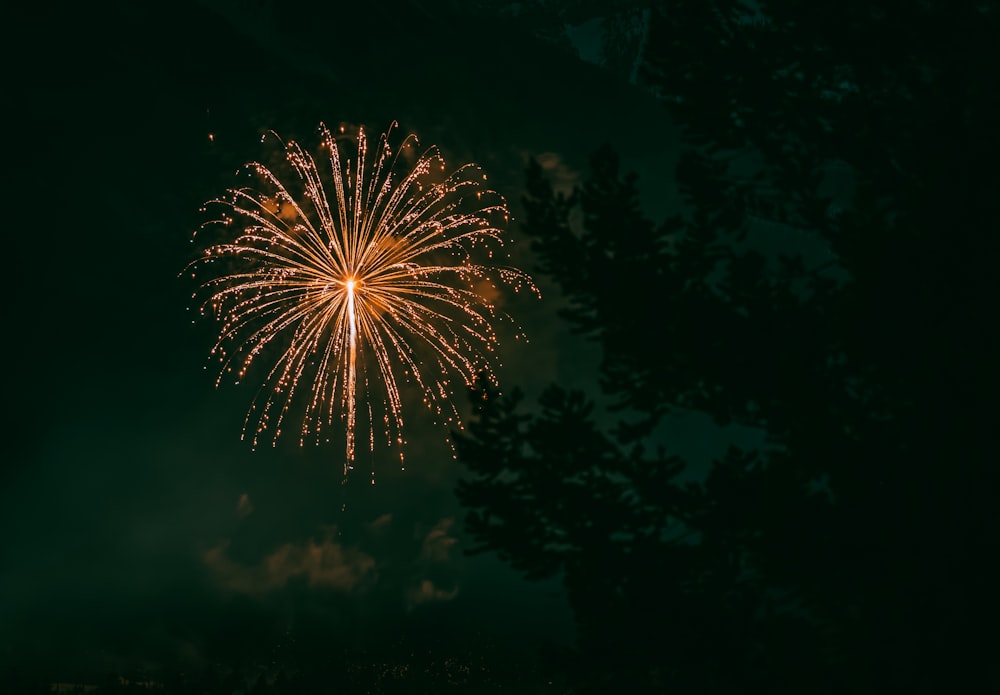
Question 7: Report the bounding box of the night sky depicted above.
[2,0,696,684]
[11,2,988,692]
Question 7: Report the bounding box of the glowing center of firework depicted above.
[345,277,358,467]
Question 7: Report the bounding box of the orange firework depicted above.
[186,122,537,479]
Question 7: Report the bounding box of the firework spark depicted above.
[186,121,538,479]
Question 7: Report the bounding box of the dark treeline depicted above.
[456,1,998,693]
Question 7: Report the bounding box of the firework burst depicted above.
[186,121,538,479]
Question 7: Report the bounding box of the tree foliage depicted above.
[455,1,999,692]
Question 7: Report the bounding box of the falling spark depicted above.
[186,121,538,478]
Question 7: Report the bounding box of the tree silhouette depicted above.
[456,1,998,693]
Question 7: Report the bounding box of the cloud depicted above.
[367,513,393,533]
[533,151,580,197]
[203,532,376,596]
[406,579,459,609]
[420,517,458,563]
[235,493,254,518]
[474,277,502,305]
[404,518,461,610]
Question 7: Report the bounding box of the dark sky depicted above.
[1,0,703,683]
